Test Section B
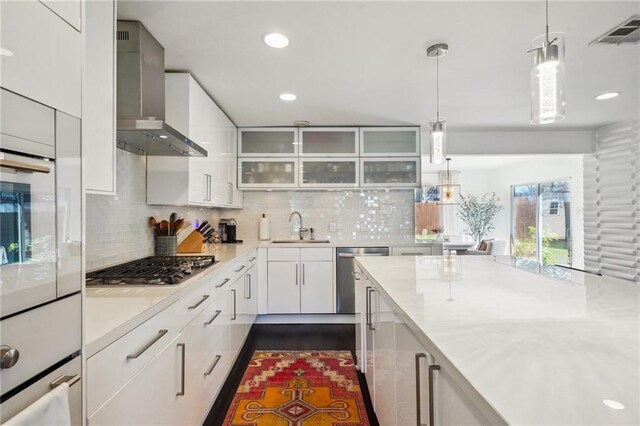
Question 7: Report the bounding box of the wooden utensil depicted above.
[149,217,159,235]
[174,219,185,234]
[159,220,169,236]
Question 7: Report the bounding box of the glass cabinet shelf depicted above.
[360,158,420,187]
[299,128,359,157]
[360,127,420,157]
[300,158,359,188]
[239,128,298,157]
[239,158,298,188]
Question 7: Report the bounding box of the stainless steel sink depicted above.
[271,239,331,244]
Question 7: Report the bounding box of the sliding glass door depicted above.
[511,179,571,266]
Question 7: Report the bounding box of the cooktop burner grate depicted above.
[86,256,217,285]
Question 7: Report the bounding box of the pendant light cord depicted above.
[436,54,440,121]
[545,0,549,44]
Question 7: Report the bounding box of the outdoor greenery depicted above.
[515,225,561,265]
[457,192,503,244]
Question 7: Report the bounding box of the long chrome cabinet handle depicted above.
[176,343,186,396]
[302,264,305,285]
[367,288,376,330]
[248,274,252,299]
[126,329,168,359]
[365,286,372,328]
[231,289,237,320]
[50,374,80,389]
[204,310,222,325]
[295,264,299,286]
[215,278,230,288]
[235,265,246,273]
[203,174,208,201]
[204,355,222,376]
[244,274,250,299]
[188,294,209,310]
[415,353,427,426]
[248,257,256,261]
[428,364,441,426]
[0,159,51,174]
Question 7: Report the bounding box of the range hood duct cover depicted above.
[591,16,640,45]
[116,21,207,157]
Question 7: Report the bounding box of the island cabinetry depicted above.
[267,248,334,314]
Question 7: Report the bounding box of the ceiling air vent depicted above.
[591,16,640,45]
[117,31,130,41]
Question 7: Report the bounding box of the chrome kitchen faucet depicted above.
[289,211,309,240]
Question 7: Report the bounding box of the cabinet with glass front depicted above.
[238,158,298,188]
[299,128,359,157]
[360,157,421,187]
[359,127,420,157]
[299,158,359,188]
[238,128,298,157]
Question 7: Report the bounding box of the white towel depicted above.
[3,383,71,426]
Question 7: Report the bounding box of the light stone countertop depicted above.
[356,255,640,426]
[85,242,258,357]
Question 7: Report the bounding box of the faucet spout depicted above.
[289,211,308,240]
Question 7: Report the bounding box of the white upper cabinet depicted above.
[0,0,82,117]
[299,128,359,157]
[239,128,299,157]
[40,0,82,31]
[147,73,239,208]
[83,0,116,194]
[360,127,420,157]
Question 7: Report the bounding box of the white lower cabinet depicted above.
[245,265,258,326]
[229,275,248,356]
[267,248,334,314]
[88,334,183,425]
[359,268,498,426]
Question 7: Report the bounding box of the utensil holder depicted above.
[156,236,177,256]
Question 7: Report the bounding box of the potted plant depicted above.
[457,192,503,246]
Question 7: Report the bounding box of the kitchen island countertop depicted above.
[356,255,640,425]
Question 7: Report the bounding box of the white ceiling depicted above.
[118,1,640,130]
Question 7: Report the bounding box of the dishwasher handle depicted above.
[338,253,387,258]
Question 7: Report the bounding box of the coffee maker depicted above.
[218,218,239,243]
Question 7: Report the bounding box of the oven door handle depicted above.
[0,159,51,174]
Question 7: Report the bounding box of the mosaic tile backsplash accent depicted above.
[86,149,219,270]
[231,190,415,242]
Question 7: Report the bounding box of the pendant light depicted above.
[427,43,449,165]
[437,158,461,205]
[529,0,565,124]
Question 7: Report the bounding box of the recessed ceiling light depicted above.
[595,92,621,100]
[0,48,14,57]
[264,33,289,48]
[279,93,296,101]
[602,399,625,410]
[293,120,310,127]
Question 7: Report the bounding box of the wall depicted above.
[231,190,415,242]
[86,149,219,270]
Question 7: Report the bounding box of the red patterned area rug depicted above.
[222,350,370,425]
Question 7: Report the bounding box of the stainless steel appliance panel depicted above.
[336,247,389,314]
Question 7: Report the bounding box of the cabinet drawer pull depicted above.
[428,364,441,426]
[204,310,222,326]
[50,374,80,389]
[231,289,237,320]
[127,329,168,360]
[415,353,427,426]
[188,294,209,310]
[177,343,186,396]
[215,278,231,288]
[235,265,246,273]
[1,345,20,370]
[248,257,256,262]
[204,355,222,376]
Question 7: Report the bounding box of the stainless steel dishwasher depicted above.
[336,247,389,314]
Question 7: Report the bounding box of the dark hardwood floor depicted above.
[204,323,379,426]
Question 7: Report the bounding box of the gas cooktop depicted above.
[86,256,217,286]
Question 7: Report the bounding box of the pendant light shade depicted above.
[529,0,566,124]
[427,43,449,164]
[430,120,446,165]
[437,158,461,205]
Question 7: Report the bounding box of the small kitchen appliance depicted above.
[218,218,241,244]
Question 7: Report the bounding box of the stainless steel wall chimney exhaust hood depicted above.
[116,21,207,157]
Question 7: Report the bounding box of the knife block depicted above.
[177,230,205,253]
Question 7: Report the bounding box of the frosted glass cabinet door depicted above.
[300,128,359,157]
[300,159,358,188]
[360,127,420,156]
[239,159,298,188]
[238,128,298,157]
[361,158,421,187]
